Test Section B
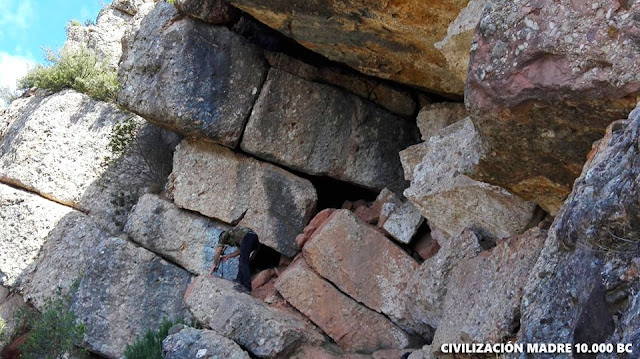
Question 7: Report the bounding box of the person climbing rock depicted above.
[210,226,259,292]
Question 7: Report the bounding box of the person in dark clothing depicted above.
[210,226,259,291]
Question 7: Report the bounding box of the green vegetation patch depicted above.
[124,318,184,359]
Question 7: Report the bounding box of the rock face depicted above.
[111,0,153,15]
[174,0,240,24]
[276,259,417,353]
[185,276,323,358]
[225,0,486,95]
[242,69,418,191]
[71,237,191,358]
[303,210,419,331]
[119,2,268,147]
[403,118,536,239]
[416,103,468,141]
[466,0,640,214]
[0,184,74,287]
[431,227,546,350]
[169,140,317,257]
[125,194,239,278]
[163,327,250,359]
[517,106,640,352]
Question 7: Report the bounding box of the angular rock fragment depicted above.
[416,103,468,141]
[382,201,424,244]
[276,259,418,353]
[162,327,250,359]
[241,69,418,191]
[71,238,191,358]
[170,140,317,257]
[185,275,323,358]
[303,210,419,331]
[402,118,536,240]
[125,194,238,278]
[119,2,268,147]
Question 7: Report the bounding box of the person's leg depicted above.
[236,232,258,291]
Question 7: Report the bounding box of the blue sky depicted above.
[0,0,109,92]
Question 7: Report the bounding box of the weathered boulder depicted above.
[276,259,419,353]
[169,140,317,257]
[111,0,153,15]
[265,52,417,117]
[119,2,268,147]
[403,229,483,336]
[431,227,546,351]
[403,118,536,240]
[225,0,487,95]
[466,0,640,213]
[242,69,418,191]
[125,194,238,278]
[382,201,424,244]
[416,103,468,141]
[0,184,74,287]
[71,237,191,358]
[516,107,640,354]
[174,0,240,24]
[185,275,323,358]
[303,210,419,332]
[162,327,250,359]
[0,90,176,234]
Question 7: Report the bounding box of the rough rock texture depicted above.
[111,0,153,15]
[119,3,268,147]
[303,210,419,331]
[162,327,250,359]
[403,229,483,336]
[125,194,239,278]
[265,52,417,116]
[403,118,536,239]
[185,275,323,358]
[416,103,468,141]
[295,208,336,249]
[169,140,317,257]
[71,237,191,358]
[174,0,240,24]
[276,259,418,353]
[466,0,640,213]
[242,69,419,191]
[382,201,424,244]
[0,90,176,234]
[372,188,404,228]
[0,184,73,287]
[516,106,640,355]
[225,0,486,95]
[431,227,546,350]
[0,291,25,350]
[407,345,435,359]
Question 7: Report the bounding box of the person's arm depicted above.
[222,250,240,259]
[210,246,224,275]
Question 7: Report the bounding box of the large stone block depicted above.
[0,184,74,287]
[402,118,536,240]
[431,228,546,351]
[303,210,419,332]
[226,0,488,95]
[276,259,418,353]
[242,69,418,191]
[185,275,323,358]
[169,140,317,257]
[163,327,250,359]
[125,194,239,278]
[119,2,268,147]
[466,0,640,213]
[71,237,191,358]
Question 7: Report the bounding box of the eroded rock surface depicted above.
[416,103,468,141]
[242,69,418,191]
[174,0,240,24]
[169,140,317,257]
[162,327,250,359]
[119,2,268,147]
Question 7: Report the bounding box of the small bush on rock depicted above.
[18,47,119,102]
[124,318,183,359]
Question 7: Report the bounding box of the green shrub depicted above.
[18,47,119,102]
[0,85,20,106]
[66,19,82,31]
[124,318,183,359]
[0,316,5,338]
[16,294,87,359]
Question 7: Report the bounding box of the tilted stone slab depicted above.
[71,237,191,358]
[276,259,418,353]
[303,210,419,331]
[119,2,268,147]
[0,184,74,287]
[185,275,323,358]
[169,140,317,257]
[163,327,250,359]
[125,193,239,278]
[241,69,418,192]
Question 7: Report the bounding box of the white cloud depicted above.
[0,52,35,107]
[0,0,34,30]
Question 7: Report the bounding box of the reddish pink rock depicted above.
[252,268,276,291]
[275,259,418,353]
[354,205,377,224]
[296,209,337,249]
[303,210,419,331]
[413,233,441,261]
